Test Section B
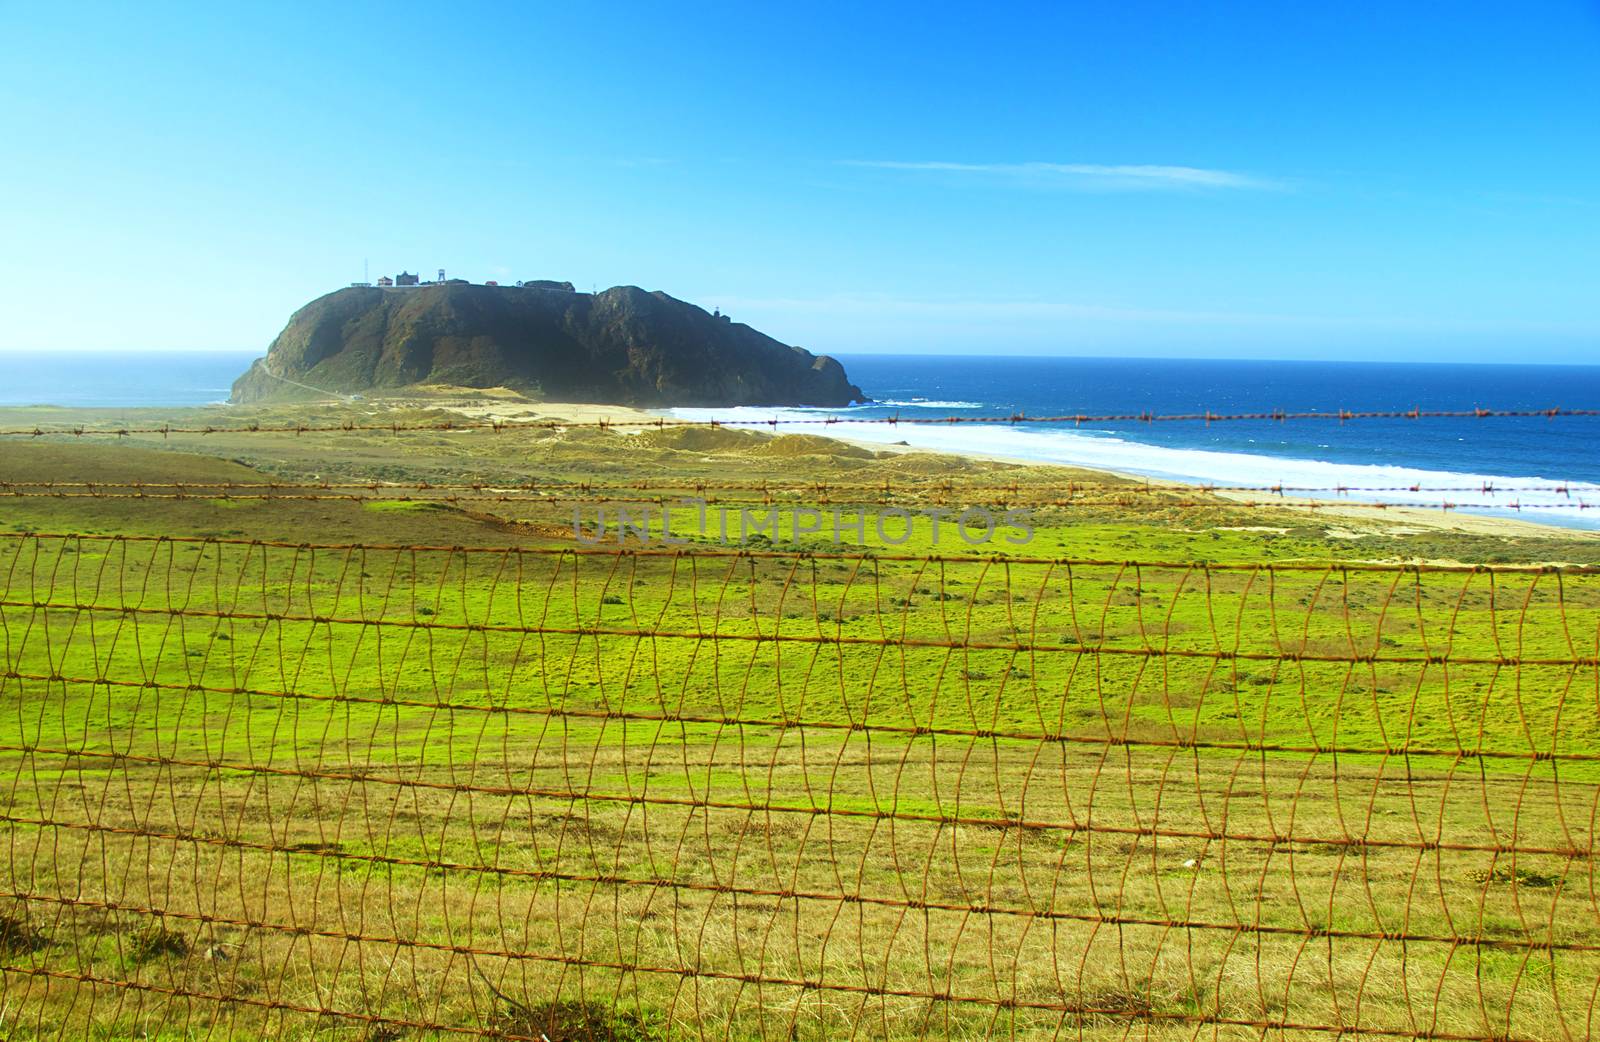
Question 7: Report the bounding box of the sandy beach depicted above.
[406,390,1600,544]
[388,386,666,427]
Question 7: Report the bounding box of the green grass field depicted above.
[3,414,1599,1041]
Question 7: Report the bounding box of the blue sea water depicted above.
[3,350,1598,527]
[835,355,1600,484]
[674,355,1600,529]
[0,350,258,409]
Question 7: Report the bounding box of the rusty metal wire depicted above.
[4,479,1597,495]
[4,529,1599,572]
[3,531,1600,1041]
[4,488,1597,515]
[1,485,1596,516]
[4,529,1600,571]
[3,404,1599,437]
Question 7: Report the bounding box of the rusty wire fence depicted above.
[2,524,1599,1041]
[0,480,1597,513]
[3,406,1600,1039]
[3,404,1599,438]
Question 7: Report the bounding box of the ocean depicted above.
[675,355,1600,529]
[0,350,258,409]
[3,350,1598,528]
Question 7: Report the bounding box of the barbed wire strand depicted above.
[1,487,1596,514]
[2,404,1598,438]
[4,478,1596,496]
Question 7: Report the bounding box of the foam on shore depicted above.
[669,405,1600,530]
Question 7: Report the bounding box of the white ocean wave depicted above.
[873,398,985,409]
[667,407,1600,528]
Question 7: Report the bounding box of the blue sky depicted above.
[2,2,1598,361]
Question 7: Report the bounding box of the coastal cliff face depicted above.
[230,283,866,407]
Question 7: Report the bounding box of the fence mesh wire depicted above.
[3,404,1599,439]
[2,528,1599,1040]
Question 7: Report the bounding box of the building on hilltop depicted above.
[373,269,477,288]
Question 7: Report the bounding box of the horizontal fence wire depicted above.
[2,405,1599,437]
[3,531,1600,1041]
[2,484,1599,516]
[5,490,1598,513]
[5,530,1600,571]
[5,479,1597,495]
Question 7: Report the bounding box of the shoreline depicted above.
[829,430,1599,539]
[3,389,1594,543]
[424,392,1600,542]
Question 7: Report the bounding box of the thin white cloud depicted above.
[838,159,1284,191]
[715,292,1289,326]
[712,292,1595,335]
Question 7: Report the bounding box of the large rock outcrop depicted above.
[230,283,866,407]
